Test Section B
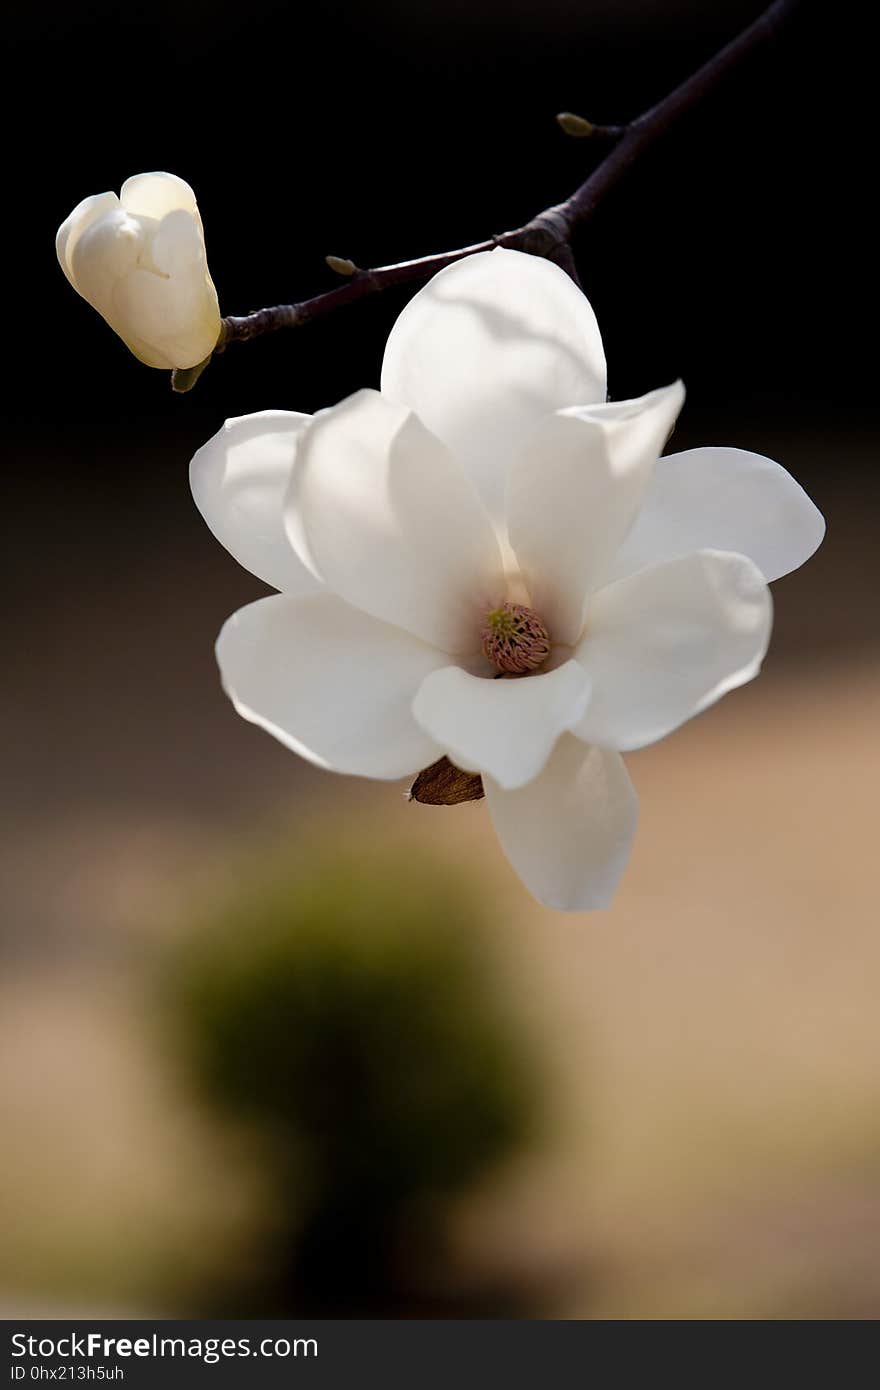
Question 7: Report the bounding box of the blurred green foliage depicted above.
[169,848,537,1312]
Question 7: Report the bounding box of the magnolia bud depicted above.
[325,255,358,277]
[555,112,596,137]
[56,172,222,370]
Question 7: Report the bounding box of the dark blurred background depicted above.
[2,0,878,1319]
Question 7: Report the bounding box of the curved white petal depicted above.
[56,191,120,289]
[285,389,503,653]
[216,593,446,779]
[150,207,206,277]
[574,549,772,752]
[380,248,607,522]
[120,171,200,221]
[485,735,638,911]
[507,382,685,645]
[611,446,825,584]
[67,207,146,317]
[111,212,220,369]
[63,208,155,367]
[412,660,591,790]
[191,411,321,595]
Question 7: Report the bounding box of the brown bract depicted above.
[407,757,485,806]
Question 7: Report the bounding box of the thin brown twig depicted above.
[173,0,800,392]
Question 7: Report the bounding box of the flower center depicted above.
[481,601,551,674]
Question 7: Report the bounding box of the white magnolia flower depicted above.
[56,172,221,370]
[191,249,824,911]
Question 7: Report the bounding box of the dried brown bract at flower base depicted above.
[407,757,485,806]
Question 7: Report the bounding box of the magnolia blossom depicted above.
[191,249,824,911]
[56,172,221,370]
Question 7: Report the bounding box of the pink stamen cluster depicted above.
[481,601,551,674]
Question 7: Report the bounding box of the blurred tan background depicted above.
[2,422,878,1319]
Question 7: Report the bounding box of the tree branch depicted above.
[173,0,800,392]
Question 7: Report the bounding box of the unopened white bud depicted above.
[56,172,222,370]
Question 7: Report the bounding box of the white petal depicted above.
[574,549,772,752]
[150,206,206,276]
[120,171,199,221]
[507,382,685,645]
[111,208,221,368]
[380,248,607,522]
[190,411,321,595]
[412,660,591,790]
[112,286,208,369]
[611,446,825,584]
[485,736,638,911]
[56,191,120,290]
[285,389,503,653]
[216,593,446,779]
[66,206,146,316]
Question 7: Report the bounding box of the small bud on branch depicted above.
[557,111,595,137]
[325,255,359,277]
[556,112,623,139]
